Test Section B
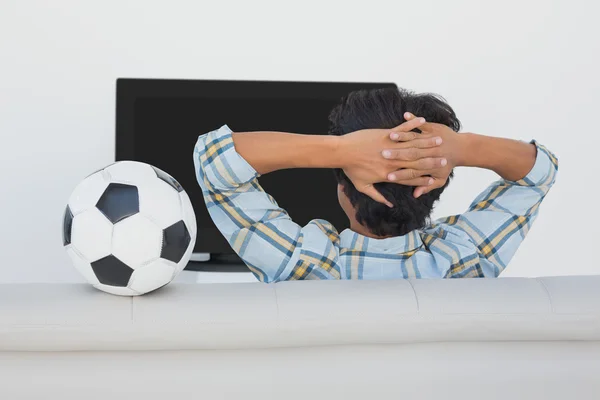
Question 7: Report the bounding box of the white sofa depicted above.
[1,275,599,399]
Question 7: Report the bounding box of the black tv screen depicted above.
[116,79,396,261]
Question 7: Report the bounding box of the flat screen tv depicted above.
[116,79,397,266]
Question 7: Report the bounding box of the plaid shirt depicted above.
[193,125,558,282]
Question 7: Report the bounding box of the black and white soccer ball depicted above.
[62,161,197,296]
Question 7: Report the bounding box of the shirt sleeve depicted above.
[193,125,342,283]
[423,141,559,277]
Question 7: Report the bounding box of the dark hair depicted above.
[329,87,461,237]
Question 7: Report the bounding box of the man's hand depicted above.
[384,112,467,198]
[338,116,447,207]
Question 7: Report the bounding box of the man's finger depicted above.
[394,176,435,187]
[382,146,443,161]
[416,121,436,134]
[361,185,393,208]
[390,132,436,142]
[392,116,426,133]
[401,157,447,170]
[413,186,427,198]
[389,130,417,142]
[386,168,428,182]
[414,178,445,198]
[392,136,443,148]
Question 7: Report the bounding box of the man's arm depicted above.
[194,126,338,282]
[383,115,540,197]
[457,133,538,181]
[232,116,444,206]
[387,121,558,277]
[194,122,443,282]
[231,131,341,174]
[434,139,557,277]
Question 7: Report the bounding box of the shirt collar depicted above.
[339,229,423,254]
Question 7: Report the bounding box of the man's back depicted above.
[193,124,557,282]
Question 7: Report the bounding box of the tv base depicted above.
[189,253,211,262]
[184,253,249,272]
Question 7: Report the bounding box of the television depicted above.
[116,79,397,267]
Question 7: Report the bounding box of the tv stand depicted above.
[184,253,249,273]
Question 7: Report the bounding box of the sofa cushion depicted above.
[1,276,599,351]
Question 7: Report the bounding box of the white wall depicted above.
[1,0,598,283]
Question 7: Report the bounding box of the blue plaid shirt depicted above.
[193,125,558,282]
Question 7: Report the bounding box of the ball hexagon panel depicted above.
[63,205,74,246]
[138,179,182,229]
[96,183,139,224]
[161,220,191,263]
[71,207,113,262]
[68,171,109,215]
[90,255,134,287]
[94,283,140,297]
[128,259,176,294]
[104,161,157,185]
[111,213,162,269]
[179,190,197,239]
[66,247,100,285]
[152,165,184,193]
[175,237,195,275]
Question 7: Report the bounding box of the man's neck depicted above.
[349,222,393,240]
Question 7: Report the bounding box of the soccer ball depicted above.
[62,161,197,296]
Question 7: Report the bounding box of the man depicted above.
[193,88,557,282]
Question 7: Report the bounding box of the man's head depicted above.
[329,87,461,237]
